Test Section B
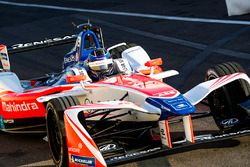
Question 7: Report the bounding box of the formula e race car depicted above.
[39,60,250,167]
[1,23,250,167]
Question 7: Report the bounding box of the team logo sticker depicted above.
[220,118,239,127]
[70,154,96,167]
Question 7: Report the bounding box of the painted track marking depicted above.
[0,0,250,25]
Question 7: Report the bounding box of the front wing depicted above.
[64,100,250,167]
[64,101,159,167]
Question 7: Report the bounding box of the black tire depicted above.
[206,62,250,131]
[46,96,80,167]
[109,43,137,59]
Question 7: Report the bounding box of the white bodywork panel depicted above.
[150,70,179,80]
[65,101,160,122]
[158,120,172,148]
[37,86,88,102]
[183,115,194,143]
[38,81,161,121]
[121,46,151,71]
[184,72,250,105]
[0,72,23,93]
[159,115,194,148]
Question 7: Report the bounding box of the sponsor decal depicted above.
[64,55,75,64]
[84,98,93,104]
[153,90,178,97]
[68,143,83,153]
[220,118,239,127]
[11,34,77,49]
[160,128,166,137]
[99,143,117,152]
[68,147,80,153]
[2,101,39,112]
[3,119,14,124]
[70,155,96,167]
[172,102,191,111]
[109,147,161,161]
[0,52,8,60]
[195,129,250,141]
[175,103,188,109]
[116,59,130,73]
[84,98,94,114]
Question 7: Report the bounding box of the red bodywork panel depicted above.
[65,111,107,167]
[98,74,179,98]
[0,85,74,119]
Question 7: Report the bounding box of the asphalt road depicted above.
[0,0,250,167]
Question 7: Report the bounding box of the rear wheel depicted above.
[109,43,137,59]
[46,96,80,167]
[206,62,250,131]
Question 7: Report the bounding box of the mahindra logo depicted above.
[220,118,239,126]
[2,101,39,112]
[99,144,117,152]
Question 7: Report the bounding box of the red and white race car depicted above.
[39,49,250,166]
[1,26,250,167]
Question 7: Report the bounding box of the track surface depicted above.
[0,0,249,166]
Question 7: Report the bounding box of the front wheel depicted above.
[46,96,80,167]
[206,62,250,131]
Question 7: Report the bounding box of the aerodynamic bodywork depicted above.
[1,23,250,167]
[40,66,250,167]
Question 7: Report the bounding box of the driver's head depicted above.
[87,48,114,81]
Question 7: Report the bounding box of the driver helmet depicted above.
[87,48,114,81]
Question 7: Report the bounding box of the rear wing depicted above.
[6,23,104,54]
[0,34,77,71]
[7,34,77,54]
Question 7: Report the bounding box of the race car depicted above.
[1,23,250,167]
[38,48,250,166]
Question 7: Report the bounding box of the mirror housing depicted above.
[66,75,86,84]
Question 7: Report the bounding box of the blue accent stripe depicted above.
[0,115,5,129]
[146,95,196,120]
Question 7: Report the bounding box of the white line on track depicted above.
[1,0,250,25]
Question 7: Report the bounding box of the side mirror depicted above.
[66,75,86,84]
[144,58,163,67]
